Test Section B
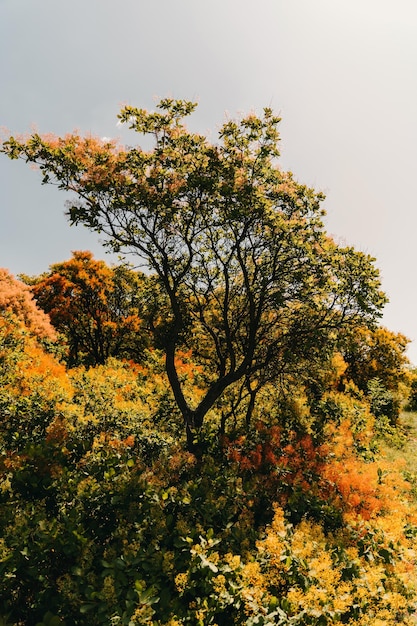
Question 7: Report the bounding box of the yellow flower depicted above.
[242,561,264,587]
[287,587,304,609]
[383,591,407,611]
[345,546,359,562]
[332,583,353,613]
[212,574,227,595]
[224,552,241,569]
[102,575,116,604]
[174,572,188,593]
[162,550,174,574]
[270,505,286,536]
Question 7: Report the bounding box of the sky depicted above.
[1,0,417,360]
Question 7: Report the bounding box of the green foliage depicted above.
[406,369,417,412]
[340,326,410,396]
[0,433,253,624]
[367,376,400,424]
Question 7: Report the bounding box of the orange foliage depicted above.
[322,420,413,522]
[0,267,56,340]
[225,424,329,511]
[1,318,71,414]
[227,424,326,473]
[30,251,146,365]
[0,313,73,451]
[36,132,128,188]
[15,340,70,398]
[226,419,416,525]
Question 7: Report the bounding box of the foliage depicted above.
[367,376,401,425]
[340,326,410,393]
[405,370,417,412]
[0,312,70,452]
[63,355,182,461]
[2,408,417,624]
[241,505,417,625]
[0,267,56,341]
[24,251,147,366]
[1,319,417,623]
[1,99,416,624]
[323,326,414,431]
[2,100,387,445]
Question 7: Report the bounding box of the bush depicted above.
[367,377,400,424]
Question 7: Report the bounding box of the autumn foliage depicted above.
[0,267,56,341]
[0,290,416,624]
[1,99,416,624]
[25,250,146,365]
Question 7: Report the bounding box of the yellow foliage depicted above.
[243,504,417,624]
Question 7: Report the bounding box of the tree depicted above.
[337,325,410,423]
[1,99,386,446]
[340,325,410,393]
[24,250,147,366]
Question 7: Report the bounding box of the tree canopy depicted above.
[2,99,387,445]
[24,250,147,366]
[340,325,410,394]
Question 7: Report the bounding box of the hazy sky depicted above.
[1,0,417,360]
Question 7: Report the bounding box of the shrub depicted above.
[240,505,417,625]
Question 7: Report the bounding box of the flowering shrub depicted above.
[240,504,417,625]
[0,313,70,451]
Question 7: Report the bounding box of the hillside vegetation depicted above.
[1,100,417,625]
[0,260,416,626]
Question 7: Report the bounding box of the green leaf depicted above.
[79,604,96,614]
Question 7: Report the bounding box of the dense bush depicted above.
[1,310,417,624]
[2,422,417,625]
[367,377,401,425]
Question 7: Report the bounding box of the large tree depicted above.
[2,99,386,445]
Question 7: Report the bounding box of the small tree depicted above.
[24,251,147,366]
[2,100,386,446]
[340,325,410,393]
[339,325,410,422]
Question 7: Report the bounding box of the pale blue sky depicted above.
[1,0,417,360]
